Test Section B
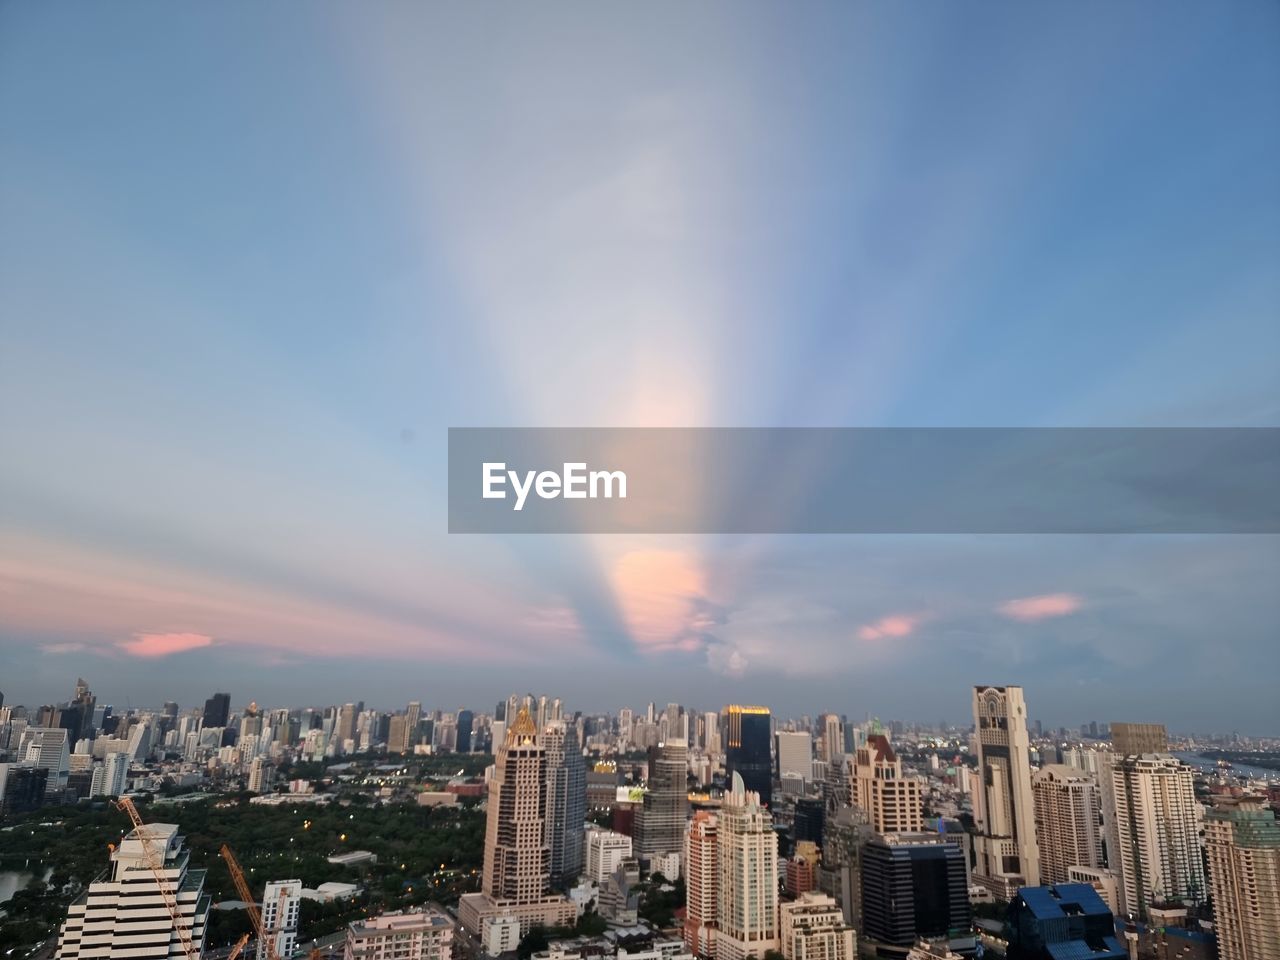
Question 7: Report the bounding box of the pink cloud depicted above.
[858,613,924,642]
[117,632,214,658]
[998,593,1083,621]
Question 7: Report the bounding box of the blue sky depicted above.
[1,2,1277,731]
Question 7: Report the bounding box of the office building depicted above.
[261,880,302,959]
[715,773,779,960]
[1031,766,1103,885]
[779,891,856,960]
[821,714,845,768]
[636,739,691,858]
[1204,797,1280,960]
[819,807,873,932]
[852,734,923,835]
[860,833,970,949]
[1006,884,1126,960]
[344,908,454,960]
[971,685,1040,897]
[685,810,719,959]
[587,828,633,885]
[777,731,814,783]
[459,705,575,937]
[54,822,210,959]
[0,763,48,816]
[543,719,587,885]
[725,706,772,810]
[202,692,230,730]
[1110,753,1204,917]
[1111,723,1168,757]
[19,726,70,796]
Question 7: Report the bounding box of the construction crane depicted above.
[227,934,251,960]
[220,843,280,960]
[114,797,200,960]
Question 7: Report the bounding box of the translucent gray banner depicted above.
[447,428,1279,534]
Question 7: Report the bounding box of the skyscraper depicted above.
[685,810,719,958]
[457,709,475,753]
[776,731,814,783]
[1031,766,1103,886]
[459,705,575,938]
[542,719,586,886]
[54,822,210,959]
[635,739,691,857]
[725,706,772,810]
[1110,753,1205,917]
[202,692,230,730]
[971,685,1040,897]
[715,773,779,960]
[852,734,923,835]
[1204,797,1280,960]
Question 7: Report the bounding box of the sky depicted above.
[1,2,1278,732]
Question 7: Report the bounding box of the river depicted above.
[1173,751,1280,781]
[0,864,52,907]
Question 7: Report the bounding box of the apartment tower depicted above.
[971,685,1040,897]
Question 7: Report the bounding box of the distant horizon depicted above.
[5,671,1274,740]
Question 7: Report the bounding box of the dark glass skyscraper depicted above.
[457,709,474,753]
[202,692,231,729]
[860,833,970,947]
[725,705,772,809]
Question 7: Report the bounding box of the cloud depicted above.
[858,613,925,642]
[997,593,1083,622]
[117,632,214,658]
[41,641,90,655]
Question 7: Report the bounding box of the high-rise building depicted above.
[636,739,691,857]
[202,692,230,730]
[725,706,772,810]
[90,751,129,799]
[542,719,586,885]
[776,731,814,783]
[715,773,779,960]
[457,710,475,753]
[685,810,719,959]
[819,807,873,932]
[54,822,210,959]
[1204,797,1280,960]
[1110,753,1204,917]
[459,705,575,938]
[587,828,633,884]
[971,685,1040,897]
[1032,765,1104,885]
[860,833,970,949]
[852,734,923,835]
[344,908,454,960]
[19,726,70,796]
[822,714,846,768]
[779,891,856,960]
[482,706,549,902]
[1110,723,1168,757]
[261,879,302,959]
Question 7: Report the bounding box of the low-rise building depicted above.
[344,908,455,960]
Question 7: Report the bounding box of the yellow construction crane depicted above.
[227,934,251,960]
[220,843,280,960]
[114,797,201,960]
